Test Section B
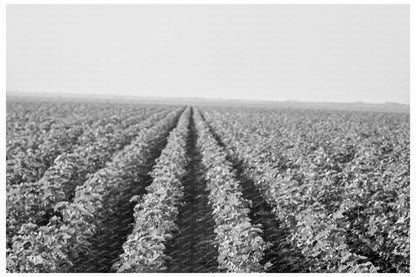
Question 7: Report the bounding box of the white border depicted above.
[410,1,415,275]
[1,1,413,277]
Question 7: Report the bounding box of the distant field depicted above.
[6,91,410,113]
[6,98,410,273]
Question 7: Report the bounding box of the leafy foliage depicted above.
[6,107,184,272]
[6,99,409,273]
[6,108,169,242]
[203,107,409,273]
[194,110,267,272]
[114,108,191,272]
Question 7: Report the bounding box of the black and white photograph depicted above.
[2,1,412,274]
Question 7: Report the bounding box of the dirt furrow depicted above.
[164,108,218,273]
[200,112,307,272]
[74,112,183,272]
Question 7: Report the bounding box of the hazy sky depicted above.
[7,5,409,104]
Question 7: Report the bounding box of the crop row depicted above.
[5,101,409,273]
[110,108,269,273]
[6,108,171,243]
[206,108,410,272]
[202,109,382,273]
[6,105,154,186]
[6,107,184,272]
[6,99,168,187]
[193,110,267,272]
[114,107,191,272]
[6,100,155,142]
[6,100,106,143]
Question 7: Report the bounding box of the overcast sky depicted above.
[7,5,409,104]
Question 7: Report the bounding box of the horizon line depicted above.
[6,90,410,106]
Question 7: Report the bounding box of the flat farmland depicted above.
[6,98,410,273]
